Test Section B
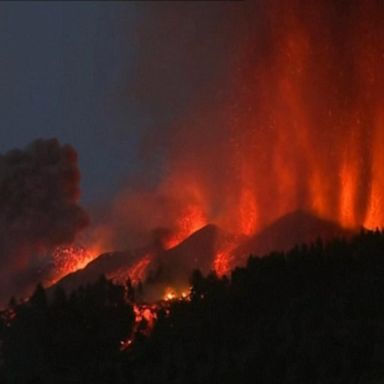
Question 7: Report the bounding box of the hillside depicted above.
[233,210,354,263]
[2,229,384,383]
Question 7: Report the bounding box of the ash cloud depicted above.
[0,138,89,303]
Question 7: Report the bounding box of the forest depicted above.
[2,229,384,383]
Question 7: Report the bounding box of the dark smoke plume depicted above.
[0,138,89,304]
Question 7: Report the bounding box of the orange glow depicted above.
[121,303,159,350]
[49,244,101,285]
[365,111,384,228]
[107,254,152,287]
[162,286,191,301]
[162,1,384,277]
[51,2,384,289]
[339,158,358,228]
[163,203,207,249]
[163,287,177,301]
[239,185,258,236]
[209,0,384,234]
[213,251,231,277]
[133,304,157,331]
[128,255,152,283]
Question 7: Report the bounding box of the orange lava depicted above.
[133,304,158,332]
[49,245,100,285]
[164,203,207,250]
[107,254,152,287]
[51,2,384,287]
[127,255,152,284]
[163,287,177,301]
[162,286,191,301]
[162,1,384,238]
[213,251,231,277]
[120,303,158,350]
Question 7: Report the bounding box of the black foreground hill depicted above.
[2,229,384,383]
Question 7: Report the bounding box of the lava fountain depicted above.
[146,0,384,235]
[51,1,384,283]
[129,1,384,275]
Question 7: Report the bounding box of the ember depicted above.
[49,245,100,285]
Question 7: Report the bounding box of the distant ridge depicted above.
[52,248,147,293]
[51,211,355,299]
[233,210,355,263]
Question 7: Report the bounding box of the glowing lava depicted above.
[163,203,207,250]
[110,254,152,286]
[157,0,384,240]
[49,245,100,285]
[162,286,191,302]
[120,291,191,351]
[213,251,231,277]
[51,1,384,290]
[163,287,177,301]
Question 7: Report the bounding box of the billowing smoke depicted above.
[0,138,89,303]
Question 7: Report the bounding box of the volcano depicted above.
[52,249,147,294]
[52,224,231,300]
[51,210,354,300]
[148,224,221,281]
[142,224,244,300]
[232,210,355,265]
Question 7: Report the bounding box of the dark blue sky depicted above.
[0,2,145,204]
[0,1,244,216]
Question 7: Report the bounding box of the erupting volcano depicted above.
[45,1,384,299]
[154,0,384,236]
[1,1,384,304]
[3,3,384,384]
[59,0,383,297]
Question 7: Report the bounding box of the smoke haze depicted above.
[0,139,88,302]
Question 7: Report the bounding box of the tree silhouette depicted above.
[3,230,384,383]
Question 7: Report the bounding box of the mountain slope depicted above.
[232,210,354,263]
[52,211,355,298]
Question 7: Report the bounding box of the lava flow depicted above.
[120,287,191,351]
[48,245,101,285]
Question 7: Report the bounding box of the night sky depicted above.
[0,2,241,215]
[0,2,144,205]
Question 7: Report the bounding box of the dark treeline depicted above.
[2,229,384,383]
[0,276,135,384]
